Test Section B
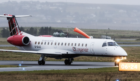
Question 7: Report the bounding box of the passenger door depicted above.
[102,42,107,55]
[90,43,94,54]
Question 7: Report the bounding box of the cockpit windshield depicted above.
[102,42,118,47]
[108,42,118,46]
[102,42,107,47]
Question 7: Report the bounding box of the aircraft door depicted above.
[90,43,94,54]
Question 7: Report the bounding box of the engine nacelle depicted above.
[7,35,30,46]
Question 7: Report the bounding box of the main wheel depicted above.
[38,60,45,65]
[64,60,66,65]
[42,60,45,65]
[38,60,42,65]
[115,62,119,66]
[64,60,71,65]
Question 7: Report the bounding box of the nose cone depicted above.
[107,47,127,56]
[120,47,127,56]
[115,47,127,56]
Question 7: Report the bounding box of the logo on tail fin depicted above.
[0,14,31,36]
[7,15,21,36]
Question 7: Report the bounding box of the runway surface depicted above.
[0,61,115,72]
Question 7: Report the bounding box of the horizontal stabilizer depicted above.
[0,14,31,18]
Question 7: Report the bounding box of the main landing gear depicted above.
[64,58,73,65]
[38,55,45,65]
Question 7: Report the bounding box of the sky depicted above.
[1,0,140,5]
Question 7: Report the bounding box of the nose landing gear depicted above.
[114,57,121,66]
[114,57,127,66]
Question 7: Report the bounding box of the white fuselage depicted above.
[17,32,127,58]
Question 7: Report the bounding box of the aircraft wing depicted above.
[0,49,38,54]
[0,49,74,55]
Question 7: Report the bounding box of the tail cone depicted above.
[74,27,90,39]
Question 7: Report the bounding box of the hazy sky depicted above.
[1,0,140,5]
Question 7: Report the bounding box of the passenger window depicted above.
[35,42,37,44]
[58,43,60,46]
[71,43,73,46]
[68,43,70,46]
[55,42,57,45]
[85,44,87,47]
[65,43,67,46]
[48,42,49,45]
[75,43,76,46]
[51,42,53,45]
[38,42,40,45]
[102,42,107,47]
[78,43,80,46]
[44,42,46,45]
[82,44,83,47]
[41,42,43,45]
[61,43,63,46]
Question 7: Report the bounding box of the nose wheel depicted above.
[115,61,119,66]
[64,58,73,65]
[114,57,120,66]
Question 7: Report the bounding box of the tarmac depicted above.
[0,61,115,72]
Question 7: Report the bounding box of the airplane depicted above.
[0,14,127,66]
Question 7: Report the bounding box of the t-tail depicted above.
[0,14,31,36]
[0,14,33,46]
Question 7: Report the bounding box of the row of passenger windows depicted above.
[35,42,88,47]
[102,42,118,47]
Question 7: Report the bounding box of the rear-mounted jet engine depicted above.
[7,35,30,46]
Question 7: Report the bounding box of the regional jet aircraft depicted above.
[0,14,127,66]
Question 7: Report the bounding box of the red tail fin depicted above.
[0,14,31,36]
[7,15,20,36]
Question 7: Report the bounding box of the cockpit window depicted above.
[108,42,118,46]
[114,42,119,46]
[102,42,107,47]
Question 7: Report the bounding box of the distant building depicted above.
[53,32,67,37]
[101,35,111,39]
